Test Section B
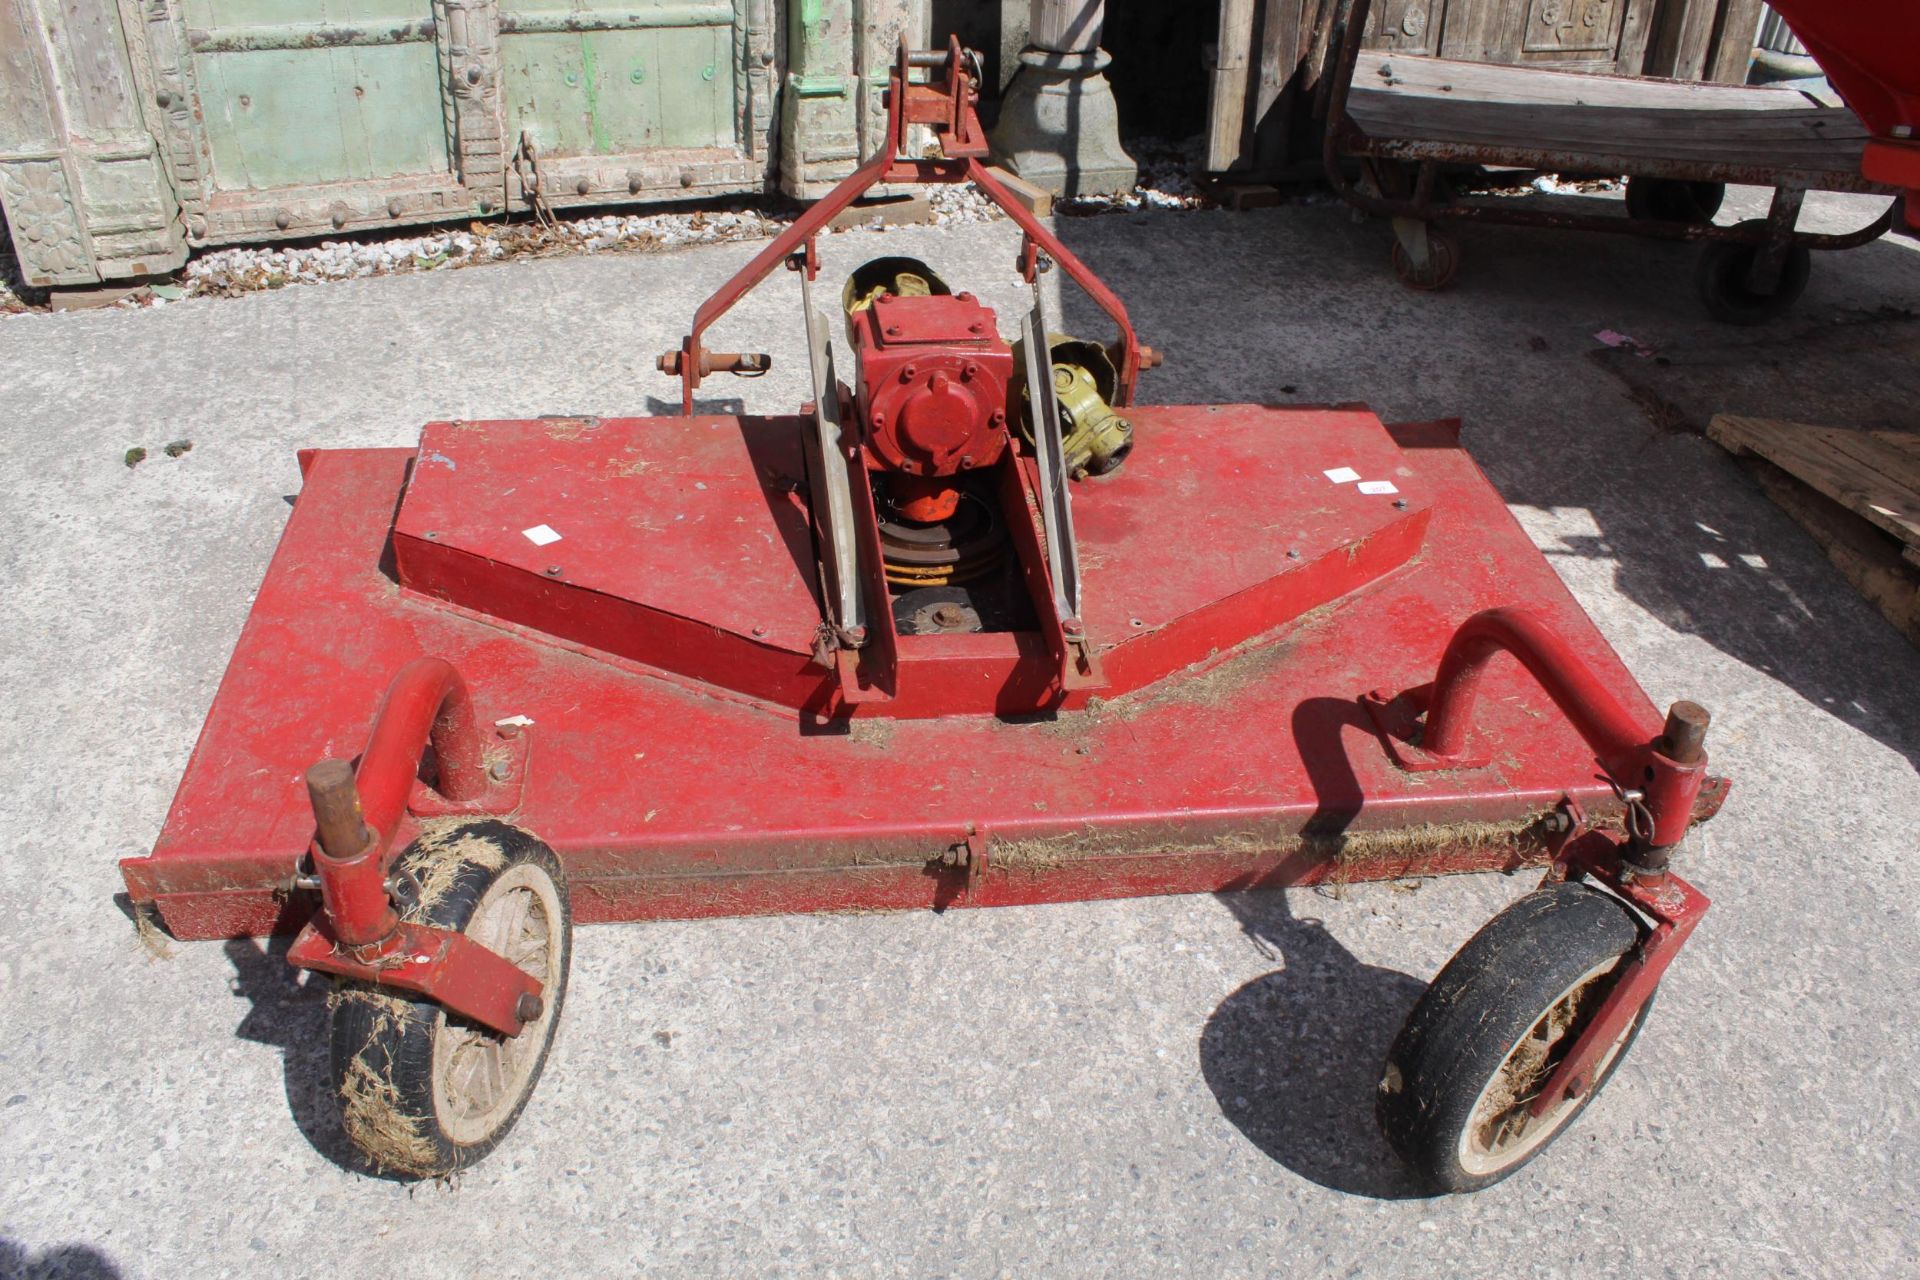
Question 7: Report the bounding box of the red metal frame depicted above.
[664,38,1145,413]
[282,658,542,1039]
[126,415,1728,941]
[1531,834,1709,1118]
[1765,1,1920,227]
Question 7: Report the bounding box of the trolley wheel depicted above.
[1624,176,1725,225]
[1390,227,1461,291]
[1376,882,1650,1193]
[328,820,571,1178]
[1695,220,1812,325]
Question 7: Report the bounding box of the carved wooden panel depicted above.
[1524,0,1621,54]
[0,0,184,286]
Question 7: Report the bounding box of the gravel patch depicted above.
[0,137,1211,319]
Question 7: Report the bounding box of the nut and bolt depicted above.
[515,992,544,1023]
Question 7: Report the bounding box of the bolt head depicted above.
[515,992,544,1023]
[488,760,511,781]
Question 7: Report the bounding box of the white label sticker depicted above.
[522,524,563,546]
[1323,467,1361,484]
[1358,480,1399,496]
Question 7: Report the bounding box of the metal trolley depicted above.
[1321,0,1902,322]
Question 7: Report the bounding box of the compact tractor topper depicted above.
[124,42,1726,1191]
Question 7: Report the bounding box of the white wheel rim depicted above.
[430,862,565,1146]
[1455,955,1637,1178]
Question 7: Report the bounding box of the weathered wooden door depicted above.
[1362,0,1659,72]
[118,0,775,251]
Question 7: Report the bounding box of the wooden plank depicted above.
[1708,416,1920,564]
[1357,51,1817,109]
[1654,0,1720,80]
[1734,455,1920,649]
[983,165,1052,217]
[1437,0,1517,64]
[1615,0,1661,75]
[1207,0,1258,172]
[1344,55,1885,188]
[1706,0,1766,84]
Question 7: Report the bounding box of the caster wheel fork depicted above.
[328,819,572,1178]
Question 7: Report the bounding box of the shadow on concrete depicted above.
[1046,198,1920,772]
[1530,483,1920,774]
[1200,889,1431,1200]
[224,936,388,1178]
[0,1239,122,1279]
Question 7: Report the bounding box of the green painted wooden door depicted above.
[140,0,773,249]
[182,0,451,191]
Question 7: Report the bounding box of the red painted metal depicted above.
[1754,2,1920,229]
[127,43,1738,1090]
[389,408,1426,717]
[359,657,486,845]
[853,291,1014,478]
[1419,608,1650,768]
[1528,839,1710,1119]
[287,916,543,1039]
[280,658,543,1033]
[301,658,481,948]
[122,416,1728,942]
[666,39,1143,413]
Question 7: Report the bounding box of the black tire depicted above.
[1390,227,1461,291]
[328,820,571,1178]
[1624,176,1725,225]
[1695,221,1812,325]
[1376,882,1649,1193]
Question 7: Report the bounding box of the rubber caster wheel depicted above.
[1391,229,1461,291]
[328,819,571,1178]
[1624,176,1725,225]
[1695,220,1811,325]
[1376,882,1650,1193]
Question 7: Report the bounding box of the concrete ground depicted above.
[1,185,1917,1280]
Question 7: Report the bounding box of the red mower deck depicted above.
[122,40,1727,1189]
[122,412,1722,942]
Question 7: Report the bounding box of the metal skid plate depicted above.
[124,412,1676,940]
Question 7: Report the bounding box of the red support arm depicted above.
[1422,607,1652,767]
[356,656,485,841]
[663,37,1147,411]
[288,658,542,1039]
